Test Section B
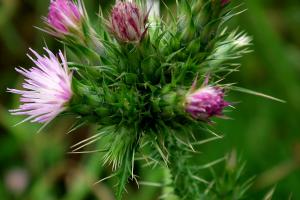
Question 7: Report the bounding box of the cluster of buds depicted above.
[9,0,231,125]
[46,0,149,43]
[185,80,229,121]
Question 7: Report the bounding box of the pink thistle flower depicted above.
[46,0,83,36]
[8,48,73,124]
[109,1,148,42]
[185,80,229,121]
[221,0,230,6]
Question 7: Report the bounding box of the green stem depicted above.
[167,136,202,200]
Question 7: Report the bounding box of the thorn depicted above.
[94,174,117,185]
[138,181,164,187]
[191,175,209,185]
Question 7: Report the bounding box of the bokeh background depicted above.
[1,0,300,199]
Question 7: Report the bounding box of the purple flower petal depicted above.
[221,0,230,6]
[185,86,229,121]
[46,0,82,35]
[8,48,73,124]
[110,2,148,42]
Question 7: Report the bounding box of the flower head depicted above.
[8,48,73,124]
[221,0,230,6]
[46,0,83,36]
[185,81,229,120]
[109,1,148,42]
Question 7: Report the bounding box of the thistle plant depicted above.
[7,0,281,199]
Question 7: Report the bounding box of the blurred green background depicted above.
[1,0,300,199]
